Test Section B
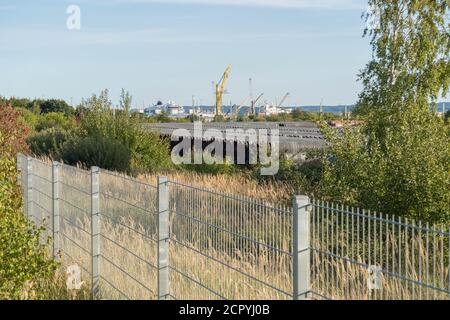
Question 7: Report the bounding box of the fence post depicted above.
[16,153,22,187]
[52,161,60,260]
[293,195,311,300]
[157,176,169,300]
[91,167,100,299]
[26,156,33,221]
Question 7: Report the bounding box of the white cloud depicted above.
[119,0,365,10]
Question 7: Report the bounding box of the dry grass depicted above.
[27,157,449,300]
[139,171,294,204]
[58,214,449,300]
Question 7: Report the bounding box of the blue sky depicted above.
[0,0,373,107]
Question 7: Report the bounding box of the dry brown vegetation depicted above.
[139,171,294,204]
[59,215,449,300]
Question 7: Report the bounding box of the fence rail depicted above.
[16,154,450,300]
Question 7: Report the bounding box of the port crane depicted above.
[250,93,264,115]
[232,95,252,117]
[277,92,290,109]
[215,65,231,116]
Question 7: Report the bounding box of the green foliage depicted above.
[291,108,318,121]
[321,112,449,223]
[60,135,131,172]
[152,112,171,123]
[27,128,70,159]
[356,0,449,119]
[16,108,39,130]
[34,112,75,132]
[0,153,58,299]
[38,99,74,116]
[321,1,450,223]
[252,152,323,196]
[0,97,30,110]
[213,114,225,122]
[1,97,74,117]
[75,89,172,173]
[131,132,173,173]
[0,109,57,299]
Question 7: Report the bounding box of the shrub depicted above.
[75,89,172,173]
[34,112,75,132]
[321,110,450,224]
[16,107,39,130]
[27,128,70,159]
[0,107,57,299]
[0,149,58,299]
[131,132,173,173]
[60,135,131,172]
[0,103,30,156]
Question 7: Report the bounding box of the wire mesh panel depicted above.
[30,158,53,241]
[15,155,450,301]
[17,154,28,214]
[310,200,450,300]
[58,164,92,283]
[99,170,159,300]
[168,181,293,300]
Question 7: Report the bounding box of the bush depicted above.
[16,107,39,129]
[60,135,131,172]
[0,150,58,299]
[0,104,30,156]
[131,132,173,173]
[75,89,172,173]
[321,110,450,223]
[34,112,75,132]
[0,107,57,299]
[27,128,70,159]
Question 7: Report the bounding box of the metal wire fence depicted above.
[16,154,450,300]
[168,180,293,300]
[98,169,159,300]
[310,200,450,300]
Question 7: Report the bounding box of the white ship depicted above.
[257,103,291,116]
[144,100,185,116]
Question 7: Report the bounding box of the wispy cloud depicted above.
[118,0,365,10]
[0,27,359,50]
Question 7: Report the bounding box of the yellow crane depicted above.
[215,65,231,116]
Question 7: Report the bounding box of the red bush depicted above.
[0,103,30,157]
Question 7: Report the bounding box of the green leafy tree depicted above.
[39,99,74,116]
[321,0,449,223]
